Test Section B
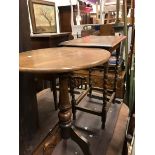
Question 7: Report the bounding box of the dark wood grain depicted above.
[19,73,39,141]
[58,6,72,32]
[19,0,32,52]
[74,70,126,98]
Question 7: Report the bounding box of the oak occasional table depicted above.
[60,35,126,94]
[19,47,110,155]
[60,35,126,52]
[60,35,126,129]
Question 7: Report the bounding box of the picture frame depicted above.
[29,0,57,34]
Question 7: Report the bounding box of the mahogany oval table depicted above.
[19,47,110,155]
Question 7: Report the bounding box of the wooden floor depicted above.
[21,88,129,155]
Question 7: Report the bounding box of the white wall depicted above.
[56,0,77,6]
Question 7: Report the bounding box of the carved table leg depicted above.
[102,62,109,129]
[58,74,72,139]
[70,75,76,120]
[58,73,91,155]
[113,48,120,103]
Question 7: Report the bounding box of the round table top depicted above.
[19,47,110,74]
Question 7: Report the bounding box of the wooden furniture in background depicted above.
[96,24,125,99]
[74,70,126,99]
[60,35,126,129]
[99,24,115,36]
[30,32,71,50]
[19,0,71,52]
[60,35,126,52]
[60,35,126,94]
[58,5,92,33]
[19,47,110,155]
[104,11,116,24]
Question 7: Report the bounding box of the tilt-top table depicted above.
[19,47,110,155]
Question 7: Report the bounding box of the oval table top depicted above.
[19,47,110,74]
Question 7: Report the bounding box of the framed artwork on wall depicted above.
[29,0,57,33]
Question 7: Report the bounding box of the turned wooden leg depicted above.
[58,74,91,155]
[70,76,76,120]
[102,63,109,129]
[58,74,72,139]
[113,48,120,102]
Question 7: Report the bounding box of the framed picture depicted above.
[29,0,57,34]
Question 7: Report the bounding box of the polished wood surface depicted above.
[60,35,126,48]
[19,47,110,73]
